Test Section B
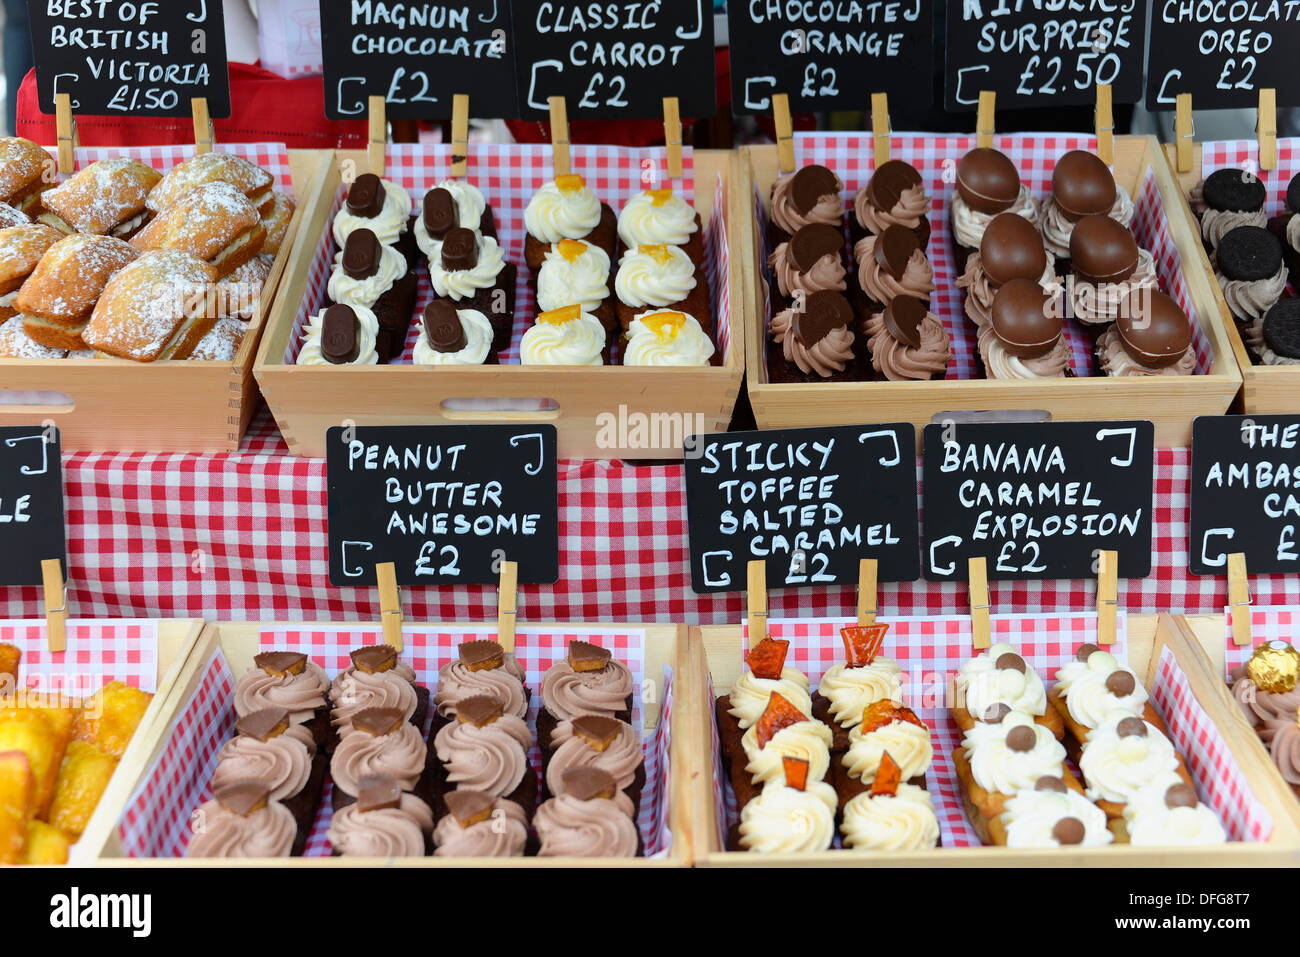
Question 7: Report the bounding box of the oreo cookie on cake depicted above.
[1213,225,1288,349]
[1258,298,1300,366]
[1194,168,1268,250]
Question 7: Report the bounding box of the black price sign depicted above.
[922,420,1153,581]
[683,424,920,594]
[319,0,518,120]
[0,426,66,587]
[1190,415,1300,575]
[28,0,231,117]
[511,1,716,119]
[943,1,1146,112]
[1146,2,1300,108]
[727,0,933,115]
[326,425,559,587]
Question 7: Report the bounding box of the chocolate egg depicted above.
[991,277,1062,359]
[1052,150,1117,221]
[980,213,1048,286]
[956,147,1020,214]
[1117,289,1192,369]
[1069,215,1139,284]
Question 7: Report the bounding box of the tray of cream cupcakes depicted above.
[255,100,744,460]
[739,92,1241,452]
[685,559,1300,866]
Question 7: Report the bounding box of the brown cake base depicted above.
[286,752,328,857]
[537,693,634,753]
[372,270,419,363]
[766,342,860,383]
[428,756,538,823]
[525,203,617,272]
[810,692,851,754]
[614,269,711,335]
[428,262,518,353]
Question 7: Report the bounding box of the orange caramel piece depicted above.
[871,752,903,797]
[782,756,809,792]
[744,637,790,681]
[643,311,687,342]
[539,304,582,326]
[555,174,586,192]
[841,623,890,668]
[754,691,808,750]
[648,188,673,206]
[859,700,926,737]
[639,243,673,265]
[557,239,587,262]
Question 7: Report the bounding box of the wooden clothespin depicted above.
[41,559,66,653]
[976,91,996,150]
[772,93,795,174]
[1095,84,1114,165]
[191,98,214,155]
[55,93,78,176]
[449,94,470,179]
[1257,88,1277,172]
[375,561,402,651]
[1096,550,1119,646]
[747,560,768,645]
[857,558,878,627]
[662,97,683,180]
[870,93,890,169]
[1228,552,1252,646]
[368,95,387,177]
[1175,93,1194,174]
[968,557,991,650]
[549,96,571,178]
[497,560,518,653]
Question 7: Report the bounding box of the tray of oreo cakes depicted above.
[254,132,745,460]
[740,117,1242,451]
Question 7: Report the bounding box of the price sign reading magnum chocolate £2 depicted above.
[0,426,66,587]
[511,1,715,119]
[326,425,558,587]
[922,421,1154,581]
[683,424,920,594]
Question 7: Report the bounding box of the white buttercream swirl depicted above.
[414,179,490,258]
[1122,772,1226,846]
[817,660,903,730]
[525,178,602,243]
[840,783,940,851]
[1001,787,1113,848]
[296,305,379,365]
[1079,712,1180,805]
[738,782,837,853]
[427,233,506,300]
[614,244,697,308]
[741,719,834,787]
[618,190,699,248]
[956,642,1048,718]
[623,311,714,366]
[536,241,611,313]
[326,241,406,308]
[962,710,1067,796]
[726,668,812,730]
[842,719,932,785]
[413,308,493,366]
[519,310,606,366]
[1053,651,1148,730]
[332,178,412,247]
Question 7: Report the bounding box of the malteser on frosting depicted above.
[962,710,1067,796]
[1054,650,1148,730]
[1122,772,1226,846]
[956,642,1048,718]
[1000,787,1113,848]
[1079,712,1180,805]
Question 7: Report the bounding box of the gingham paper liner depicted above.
[0,618,159,695]
[117,626,673,858]
[1225,605,1300,673]
[279,144,731,366]
[757,133,1213,380]
[71,143,294,196]
[706,612,1269,850]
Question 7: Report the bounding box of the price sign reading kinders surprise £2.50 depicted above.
[922,421,1154,582]
[326,425,559,587]
[28,0,231,117]
[0,426,66,587]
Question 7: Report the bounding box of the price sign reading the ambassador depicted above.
[28,0,231,117]
[326,425,558,587]
[511,0,716,120]
[319,0,518,119]
[683,424,920,594]
[944,1,1146,112]
[727,0,933,115]
[922,420,1154,581]
[0,426,66,587]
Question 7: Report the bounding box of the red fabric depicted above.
[16,64,366,149]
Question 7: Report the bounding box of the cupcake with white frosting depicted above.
[999,774,1113,848]
[414,180,495,259]
[613,243,709,335]
[523,174,616,272]
[519,304,607,366]
[1079,712,1183,815]
[296,303,379,365]
[622,310,714,366]
[1121,773,1226,846]
[841,780,940,852]
[332,173,412,249]
[413,301,496,366]
[618,187,702,263]
[536,239,613,332]
[425,225,516,352]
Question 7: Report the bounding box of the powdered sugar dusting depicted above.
[85,249,216,361]
[41,158,160,234]
[0,314,65,358]
[15,234,138,319]
[146,152,273,214]
[133,182,260,261]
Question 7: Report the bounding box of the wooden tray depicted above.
[687,613,1300,866]
[0,149,328,453]
[742,136,1242,451]
[82,619,702,867]
[254,149,745,461]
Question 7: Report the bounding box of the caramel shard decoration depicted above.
[754,691,808,750]
[871,751,903,797]
[350,645,398,675]
[782,756,809,792]
[745,637,790,680]
[859,700,926,736]
[444,789,496,827]
[456,695,504,728]
[841,623,889,668]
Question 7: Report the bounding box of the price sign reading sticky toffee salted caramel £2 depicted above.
[683,424,920,594]
[922,421,1154,581]
[0,426,66,587]
[326,425,558,587]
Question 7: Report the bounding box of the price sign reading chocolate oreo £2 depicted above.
[319,0,518,119]
[922,421,1154,581]
[683,424,920,594]
[0,426,66,587]
[326,425,559,587]
[511,1,716,119]
[28,0,231,117]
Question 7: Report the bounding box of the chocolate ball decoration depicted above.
[1069,215,1139,284]
[956,147,1021,214]
[1117,289,1192,369]
[1052,150,1117,221]
[990,278,1063,359]
[980,213,1048,286]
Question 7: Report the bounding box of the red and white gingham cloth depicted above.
[0,618,159,695]
[71,143,294,194]
[1225,605,1300,673]
[118,626,673,858]
[758,132,1213,379]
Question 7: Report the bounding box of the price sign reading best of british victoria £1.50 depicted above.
[326,425,558,587]
[944,0,1147,112]
[0,427,66,587]
[28,0,231,117]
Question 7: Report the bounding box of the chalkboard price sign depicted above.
[1146,3,1300,108]
[727,0,933,115]
[511,1,716,120]
[319,0,518,119]
[0,426,66,587]
[326,425,559,587]
[922,420,1154,581]
[27,0,231,117]
[1190,415,1300,575]
[683,424,920,594]
[944,2,1146,112]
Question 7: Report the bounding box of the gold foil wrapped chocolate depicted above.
[1246,640,1300,694]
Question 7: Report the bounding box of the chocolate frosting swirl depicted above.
[854,182,929,234]
[432,798,528,857]
[864,309,952,381]
[212,725,315,801]
[978,324,1071,379]
[545,718,643,793]
[768,241,846,298]
[186,799,296,858]
[233,660,329,724]
[769,170,844,235]
[327,793,433,857]
[1070,250,1159,326]
[1231,666,1300,726]
[433,655,527,720]
[853,234,934,305]
[330,669,418,730]
[1260,719,1300,785]
[330,722,427,797]
[1217,263,1287,323]
[1201,207,1267,248]
[1097,325,1195,376]
[769,306,855,378]
[535,793,639,857]
[540,659,634,722]
[432,715,532,797]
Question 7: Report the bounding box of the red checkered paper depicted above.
[1225,605,1300,673]
[73,143,295,195]
[117,625,674,858]
[0,618,159,695]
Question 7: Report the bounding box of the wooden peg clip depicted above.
[549,96,571,177]
[1175,93,1194,174]
[41,559,66,653]
[773,93,795,174]
[976,91,996,149]
[55,93,78,176]
[497,560,519,653]
[375,561,402,651]
[663,97,683,180]
[968,557,991,650]
[1257,88,1277,172]
[747,560,768,645]
[1096,550,1119,646]
[857,558,878,627]
[1228,552,1252,646]
[191,98,214,155]
[368,95,387,177]
[870,93,891,168]
[450,94,470,179]
[1095,83,1114,165]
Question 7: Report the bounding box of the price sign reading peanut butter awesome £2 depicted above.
[511,1,716,119]
[28,0,231,117]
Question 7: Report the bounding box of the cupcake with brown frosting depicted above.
[327,773,434,857]
[187,782,297,858]
[432,789,530,857]
[1039,150,1135,271]
[330,706,431,811]
[431,639,529,737]
[537,639,634,752]
[852,159,930,244]
[431,694,537,819]
[234,651,332,751]
[1067,216,1159,330]
[1097,289,1196,377]
[543,715,645,812]
[853,224,935,310]
[767,289,860,383]
[768,223,847,303]
[330,644,428,736]
[864,296,952,381]
[978,278,1072,379]
[535,767,641,857]
[768,165,845,244]
[1230,641,1300,728]
[957,212,1058,332]
[951,147,1041,273]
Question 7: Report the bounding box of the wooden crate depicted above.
[82,619,703,867]
[254,149,745,461]
[688,613,1300,866]
[742,136,1242,451]
[0,149,328,452]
